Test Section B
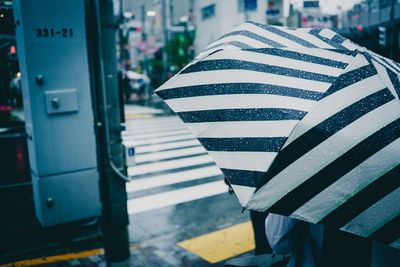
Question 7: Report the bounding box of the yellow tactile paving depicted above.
[178,221,255,263]
[1,244,139,267]
[2,222,255,266]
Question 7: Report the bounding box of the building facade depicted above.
[194,0,289,53]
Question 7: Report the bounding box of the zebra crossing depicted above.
[122,113,229,215]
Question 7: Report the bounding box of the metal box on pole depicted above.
[13,0,101,227]
[379,26,387,47]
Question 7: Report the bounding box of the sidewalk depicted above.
[2,220,256,267]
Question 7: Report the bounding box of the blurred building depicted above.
[194,0,290,53]
[117,0,195,71]
[340,0,400,30]
[0,1,20,108]
[299,0,338,30]
[339,0,400,61]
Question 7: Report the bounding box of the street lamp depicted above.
[147,10,156,17]
[123,11,134,20]
[179,15,189,23]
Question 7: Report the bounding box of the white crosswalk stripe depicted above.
[123,129,191,140]
[128,154,214,176]
[126,165,223,193]
[127,181,228,215]
[123,109,228,215]
[135,140,201,154]
[135,146,207,164]
[123,125,189,136]
[124,134,196,146]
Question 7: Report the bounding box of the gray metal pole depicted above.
[162,0,170,79]
[119,0,125,69]
[244,0,250,22]
[141,4,149,76]
[368,0,371,27]
[87,0,130,266]
[141,4,146,41]
[390,0,396,59]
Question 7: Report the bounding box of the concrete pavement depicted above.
[2,104,256,266]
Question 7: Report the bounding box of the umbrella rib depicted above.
[267,117,400,216]
[386,67,400,99]
[250,22,318,48]
[368,53,400,74]
[324,64,377,97]
[258,88,394,187]
[368,213,400,244]
[318,164,400,228]
[308,28,347,50]
[330,35,348,48]
[379,56,400,73]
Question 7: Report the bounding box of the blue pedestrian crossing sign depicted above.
[128,147,135,157]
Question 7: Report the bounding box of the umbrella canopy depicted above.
[155,22,400,249]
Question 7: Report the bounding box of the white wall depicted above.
[170,0,191,25]
[194,0,267,54]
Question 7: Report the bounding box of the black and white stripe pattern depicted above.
[155,23,400,248]
[122,115,228,214]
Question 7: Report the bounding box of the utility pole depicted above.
[189,0,195,25]
[87,0,130,266]
[141,4,148,76]
[119,0,125,69]
[162,0,171,79]
[141,5,146,42]
[244,0,250,22]
[390,0,397,59]
[367,0,371,27]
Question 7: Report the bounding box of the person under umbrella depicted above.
[265,213,372,267]
[155,22,400,254]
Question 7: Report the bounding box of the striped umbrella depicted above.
[155,22,400,249]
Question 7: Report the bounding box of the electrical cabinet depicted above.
[13,0,101,226]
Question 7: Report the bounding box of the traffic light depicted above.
[8,45,17,60]
[379,26,386,47]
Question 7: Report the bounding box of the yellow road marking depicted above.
[125,113,154,120]
[0,248,104,267]
[178,221,254,263]
[1,244,139,267]
[2,221,255,266]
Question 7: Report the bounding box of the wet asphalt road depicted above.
[123,104,252,266]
